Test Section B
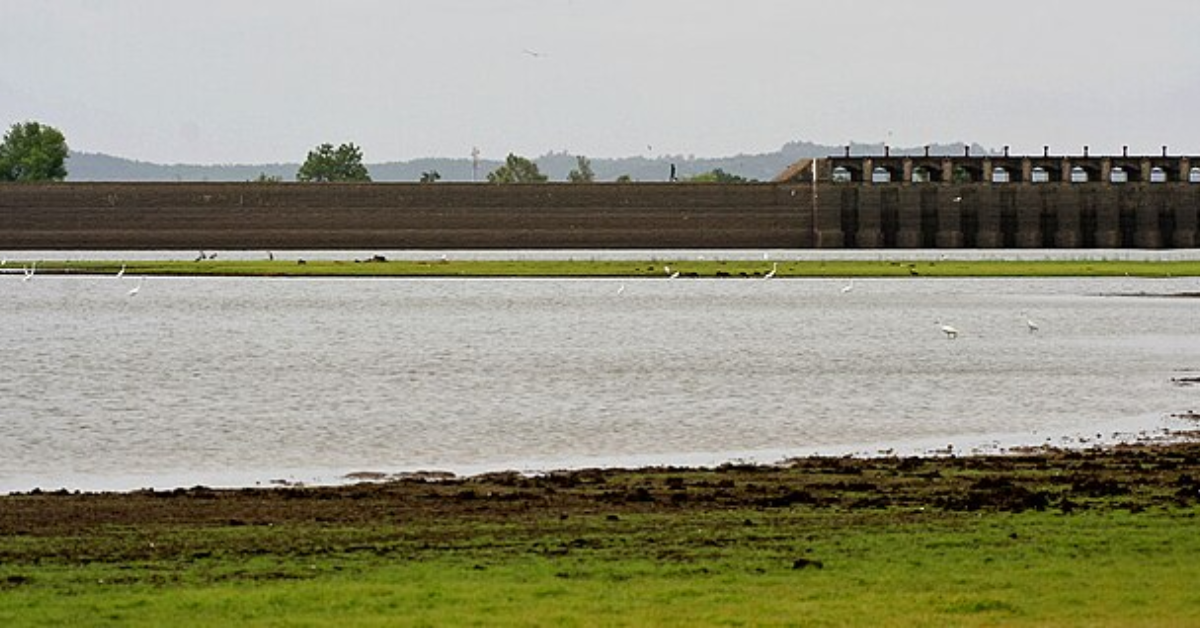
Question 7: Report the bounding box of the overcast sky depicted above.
[2,0,1198,164]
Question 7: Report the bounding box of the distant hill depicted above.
[64,140,994,183]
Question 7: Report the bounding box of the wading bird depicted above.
[1022,313,1039,333]
[116,263,126,278]
[127,276,145,297]
[841,278,854,293]
[936,320,959,339]
[764,262,778,280]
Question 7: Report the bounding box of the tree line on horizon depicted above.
[0,121,753,184]
[289,142,752,184]
[4,119,992,184]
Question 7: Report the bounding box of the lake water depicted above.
[2,272,1198,492]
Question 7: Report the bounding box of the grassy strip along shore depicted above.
[2,443,1199,626]
[12,258,1200,279]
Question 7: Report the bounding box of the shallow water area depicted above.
[1,272,1198,493]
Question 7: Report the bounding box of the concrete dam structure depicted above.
[0,153,1197,250]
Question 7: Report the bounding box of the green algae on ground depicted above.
[18,258,1200,279]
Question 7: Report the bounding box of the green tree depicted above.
[567,155,594,183]
[615,174,633,183]
[420,170,441,183]
[685,168,754,183]
[296,142,371,182]
[487,153,547,183]
[251,172,283,183]
[0,121,69,181]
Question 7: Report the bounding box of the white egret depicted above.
[669,271,680,279]
[935,320,959,339]
[616,283,626,295]
[841,278,854,293]
[763,262,778,280]
[1022,313,1039,333]
[127,276,145,297]
[663,265,671,275]
[116,263,126,278]
[22,262,36,282]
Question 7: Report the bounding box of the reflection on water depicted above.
[1,274,1198,492]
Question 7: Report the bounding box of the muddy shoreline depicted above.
[3,442,1198,536]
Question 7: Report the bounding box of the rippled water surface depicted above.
[2,274,1198,492]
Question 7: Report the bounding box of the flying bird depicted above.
[522,48,547,58]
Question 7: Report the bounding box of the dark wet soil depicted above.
[3,443,1198,537]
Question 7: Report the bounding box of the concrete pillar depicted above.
[854,186,883,247]
[1015,187,1042,247]
[1021,158,1033,183]
[814,159,834,182]
[974,188,1001,247]
[1134,187,1163,248]
[862,158,874,184]
[895,187,922,247]
[815,185,846,248]
[1173,186,1199,247]
[902,158,914,184]
[941,158,954,184]
[1054,186,1081,247]
[1060,158,1073,183]
[936,189,963,247]
[1093,188,1120,247]
[1182,158,1193,182]
[1100,158,1112,184]
[1140,158,1153,184]
[982,159,994,183]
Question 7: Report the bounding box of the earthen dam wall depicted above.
[0,181,1196,249]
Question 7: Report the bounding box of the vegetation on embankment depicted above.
[12,258,1200,279]
[2,443,1199,626]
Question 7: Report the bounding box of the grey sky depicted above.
[2,0,1198,164]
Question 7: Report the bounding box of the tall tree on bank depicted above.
[487,153,547,183]
[296,142,371,182]
[567,155,595,183]
[0,121,69,181]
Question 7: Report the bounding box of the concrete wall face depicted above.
[0,181,1197,250]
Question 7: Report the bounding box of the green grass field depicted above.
[2,509,1198,626]
[16,258,1200,279]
